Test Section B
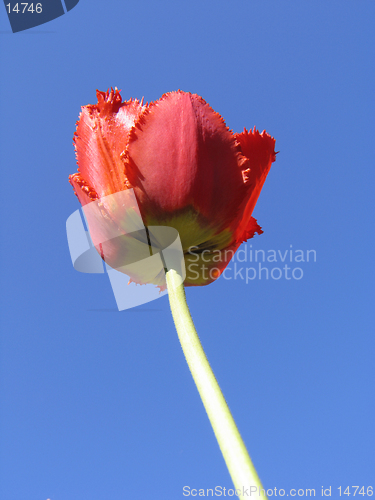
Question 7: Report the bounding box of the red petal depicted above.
[237,216,263,244]
[74,88,144,198]
[69,173,99,206]
[122,91,247,231]
[234,128,276,242]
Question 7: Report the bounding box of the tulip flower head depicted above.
[69,88,276,289]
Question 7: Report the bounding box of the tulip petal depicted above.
[69,172,99,206]
[238,216,263,244]
[74,88,144,199]
[122,91,247,232]
[234,128,276,243]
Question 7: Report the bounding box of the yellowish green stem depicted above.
[166,269,267,499]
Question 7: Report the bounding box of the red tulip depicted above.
[69,88,276,288]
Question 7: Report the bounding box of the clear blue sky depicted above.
[0,1,374,499]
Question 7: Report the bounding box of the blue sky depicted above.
[0,1,374,499]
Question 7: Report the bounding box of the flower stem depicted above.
[166,269,267,499]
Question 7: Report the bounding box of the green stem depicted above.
[166,269,267,499]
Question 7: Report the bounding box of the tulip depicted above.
[69,88,276,287]
[68,88,277,498]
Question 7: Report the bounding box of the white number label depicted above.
[5,2,42,13]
